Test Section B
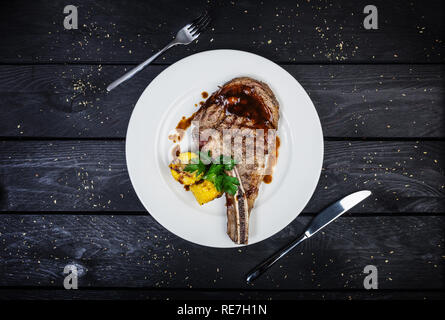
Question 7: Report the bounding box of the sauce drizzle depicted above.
[263,136,280,184]
[205,84,274,130]
[175,113,196,131]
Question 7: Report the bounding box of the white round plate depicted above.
[126,50,323,248]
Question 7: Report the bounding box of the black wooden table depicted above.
[0,0,443,300]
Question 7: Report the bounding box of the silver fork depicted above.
[107,11,211,92]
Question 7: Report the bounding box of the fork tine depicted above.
[191,15,210,34]
[197,16,211,32]
[189,11,209,32]
[189,10,208,30]
[189,19,206,34]
[192,16,210,35]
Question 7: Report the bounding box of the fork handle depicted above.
[107,40,177,92]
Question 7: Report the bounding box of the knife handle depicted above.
[246,234,308,283]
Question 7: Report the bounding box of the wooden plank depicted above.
[0,64,443,138]
[0,140,443,213]
[0,289,443,300]
[0,215,443,290]
[0,0,443,64]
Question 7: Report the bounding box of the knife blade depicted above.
[304,190,372,238]
[246,190,372,283]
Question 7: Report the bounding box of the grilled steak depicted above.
[192,77,279,244]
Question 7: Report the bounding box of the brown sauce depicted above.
[176,85,272,136]
[205,84,273,129]
[176,114,194,131]
[263,136,281,184]
[276,136,281,156]
[171,145,181,159]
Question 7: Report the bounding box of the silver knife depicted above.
[246,190,372,283]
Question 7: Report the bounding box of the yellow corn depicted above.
[177,152,197,163]
[190,180,222,205]
[169,152,203,186]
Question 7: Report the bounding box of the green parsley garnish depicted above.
[183,154,206,176]
[184,152,240,195]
